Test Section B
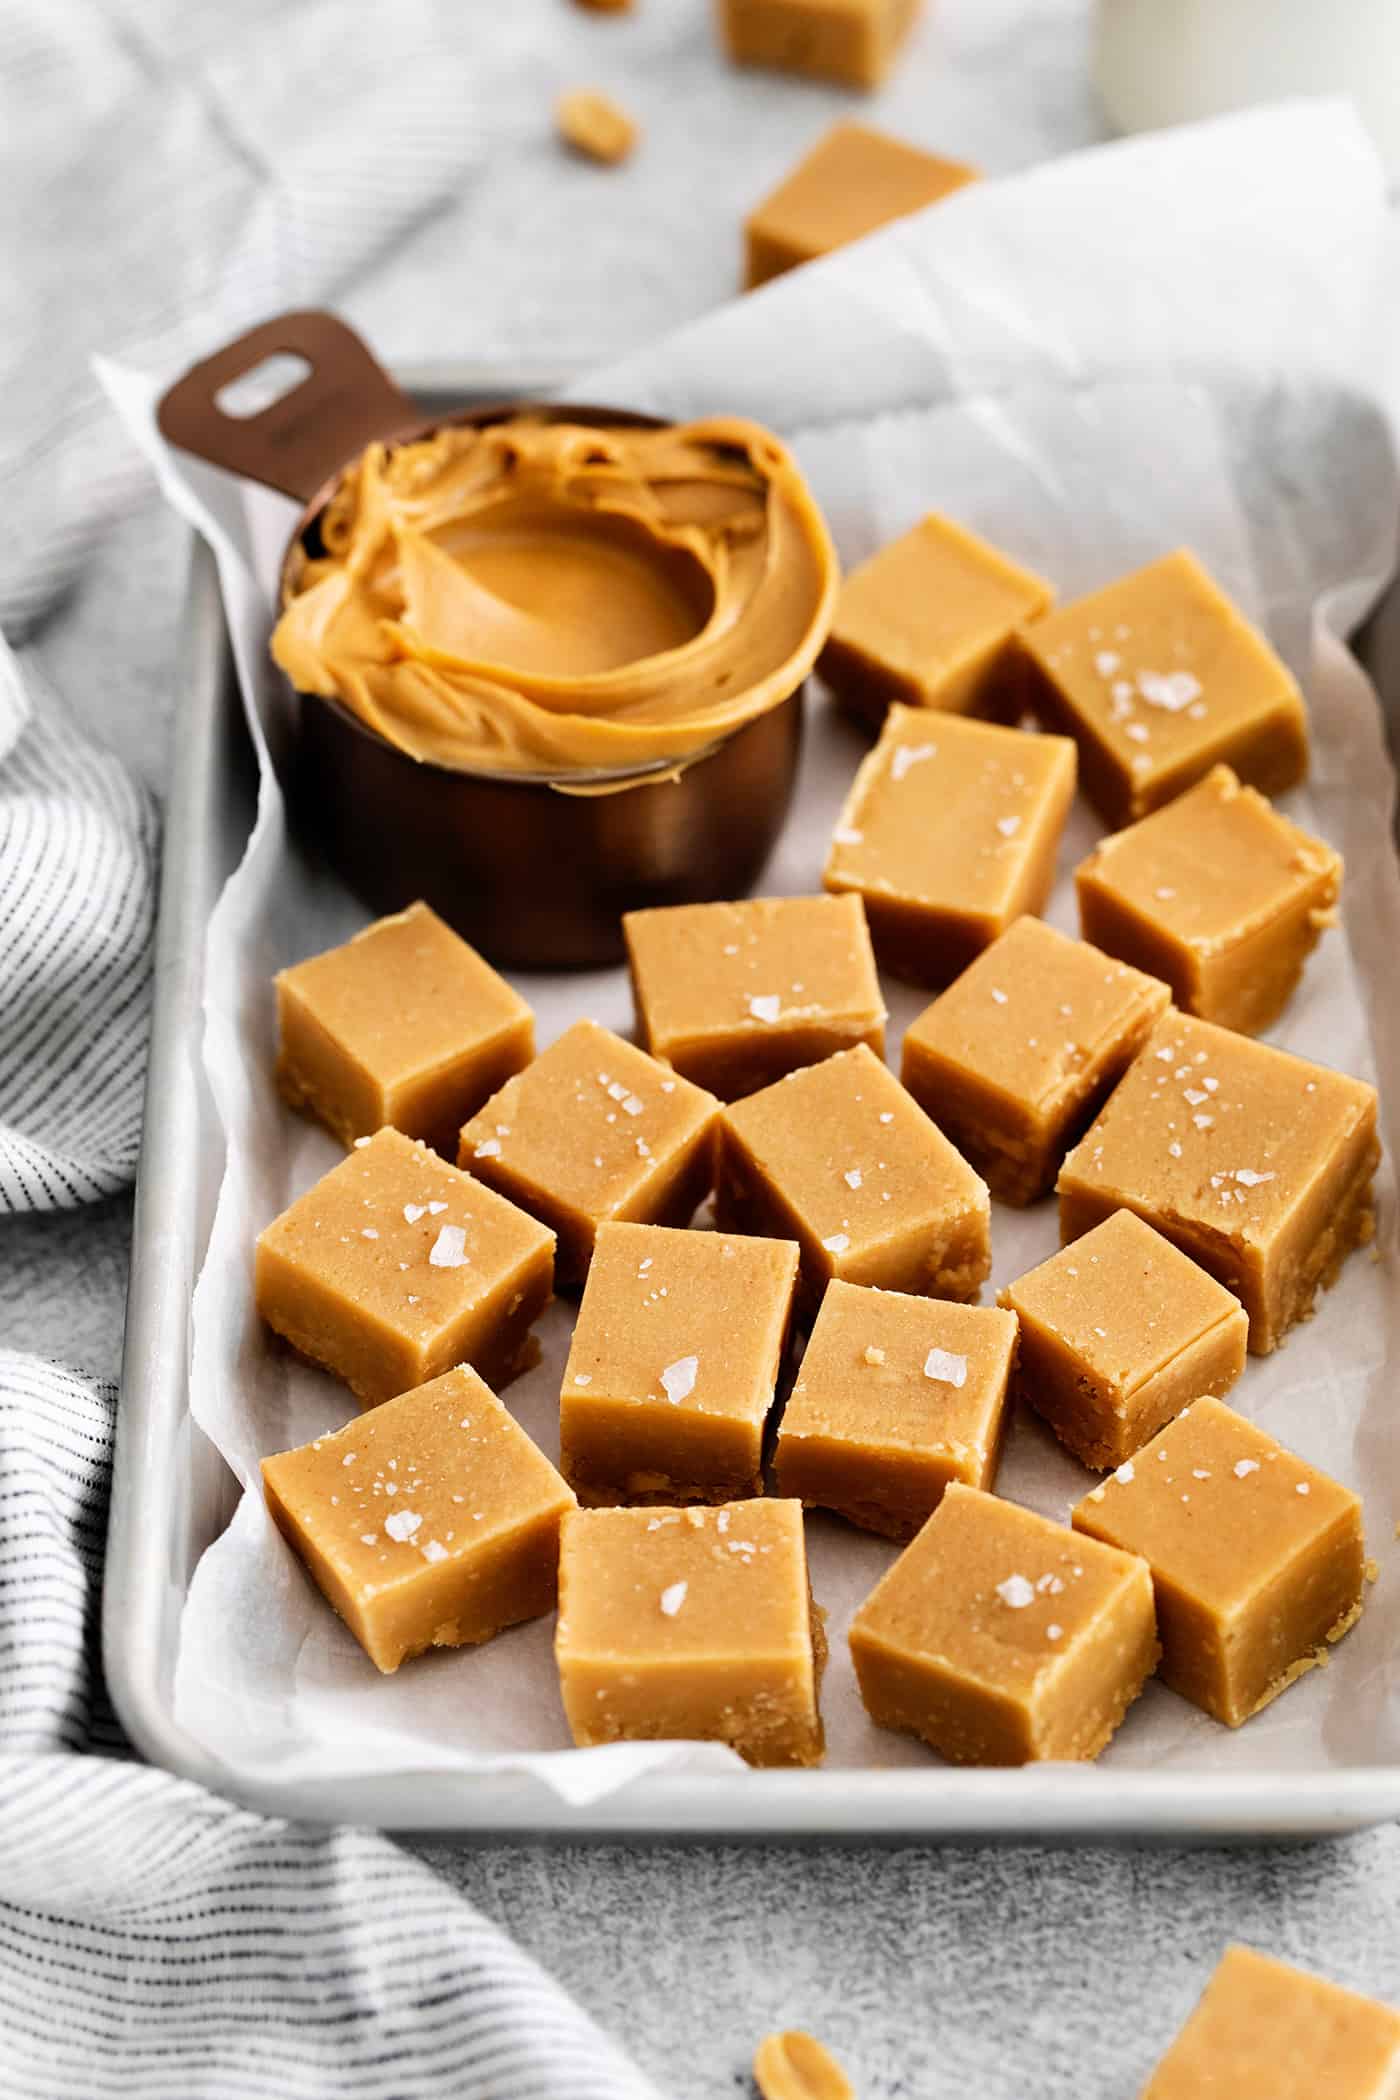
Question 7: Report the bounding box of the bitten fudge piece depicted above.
[275,902,534,1157]
[774,1282,1017,1540]
[901,917,1170,1205]
[849,1483,1158,1764]
[824,704,1077,985]
[819,513,1052,729]
[261,1364,574,1673]
[624,893,885,1102]
[1058,1011,1379,1354]
[1075,765,1342,1035]
[1018,549,1309,826]
[1073,1396,1365,1727]
[458,1019,719,1285]
[561,1222,800,1506]
[999,1211,1247,1469]
[744,122,975,289]
[1139,1946,1400,2099]
[715,1044,990,1319]
[556,1499,826,1766]
[718,0,924,93]
[255,1127,554,1405]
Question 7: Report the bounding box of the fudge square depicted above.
[1073,1396,1365,1728]
[818,512,1052,730]
[623,892,885,1102]
[718,0,924,93]
[715,1044,991,1319]
[849,1483,1158,1764]
[1018,548,1310,827]
[744,122,976,290]
[261,1365,574,1674]
[275,901,533,1157]
[458,1019,719,1285]
[823,704,1077,986]
[774,1283,1018,1541]
[999,1211,1247,1470]
[1057,1011,1379,1354]
[1139,1946,1400,2100]
[900,916,1171,1206]
[1075,764,1342,1036]
[560,1221,800,1506]
[255,1127,554,1406]
[555,1499,826,1766]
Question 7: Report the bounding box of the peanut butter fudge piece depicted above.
[774,1283,1017,1540]
[623,893,885,1102]
[901,917,1171,1205]
[999,1211,1247,1470]
[1058,1012,1378,1354]
[275,902,533,1156]
[261,1364,573,1673]
[1075,765,1342,1035]
[255,1127,554,1405]
[744,123,976,290]
[556,87,638,165]
[819,513,1052,728]
[1073,1396,1365,1727]
[850,1482,1158,1764]
[458,1019,719,1284]
[1018,549,1309,826]
[1140,1946,1400,2099]
[824,704,1077,985]
[718,0,924,93]
[561,1221,799,1506]
[556,1499,826,1766]
[715,1044,990,1319]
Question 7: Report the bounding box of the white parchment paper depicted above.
[104,100,1400,1806]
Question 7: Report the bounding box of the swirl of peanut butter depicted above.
[271,411,838,779]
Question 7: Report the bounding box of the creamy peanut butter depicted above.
[271,412,838,778]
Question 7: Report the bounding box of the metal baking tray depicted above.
[107,375,1400,1840]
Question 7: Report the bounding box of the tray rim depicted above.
[107,368,1400,1842]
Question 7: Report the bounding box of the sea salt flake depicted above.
[878,1111,893,1123]
[659,1580,688,1617]
[989,986,1008,1006]
[660,1355,698,1405]
[1296,1483,1311,1496]
[361,1227,379,1240]
[996,815,1021,838]
[1124,722,1150,744]
[891,741,936,782]
[1233,1168,1275,1187]
[403,1204,426,1224]
[1183,1088,1208,1106]
[384,1510,422,1543]
[1137,669,1202,712]
[1234,1459,1260,1479]
[996,1574,1035,1610]
[621,1094,644,1117]
[1095,650,1120,676]
[1046,1624,1063,1642]
[427,1201,447,1215]
[748,994,781,1024]
[844,1168,863,1190]
[1154,886,1176,901]
[924,1348,968,1389]
[822,1233,850,1255]
[1168,1141,1182,1158]
[429,1224,468,1268]
[360,1533,377,1547]
[421,1540,448,1565]
[1115,1461,1136,1485]
[833,824,864,846]
[354,1135,372,1149]
[474,1138,502,1159]
[1193,1114,1214,1130]
[573,1373,592,1387]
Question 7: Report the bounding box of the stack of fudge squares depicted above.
[255,518,1380,1779]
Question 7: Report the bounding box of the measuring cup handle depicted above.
[156,310,420,504]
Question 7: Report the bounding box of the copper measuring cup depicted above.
[157,310,812,970]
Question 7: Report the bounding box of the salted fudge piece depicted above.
[718,0,924,93]
[561,1221,800,1506]
[1074,1396,1364,1727]
[1075,764,1342,1035]
[458,1019,719,1285]
[623,893,885,1102]
[850,1482,1157,1764]
[901,917,1170,1205]
[999,1211,1247,1470]
[744,123,976,290]
[1018,549,1309,827]
[1140,1946,1400,2099]
[1058,1011,1378,1354]
[715,1044,990,1319]
[556,1499,826,1766]
[556,87,638,165]
[255,1127,554,1405]
[819,513,1052,729]
[261,1365,573,1673]
[774,1282,1017,1541]
[823,703,1076,986]
[275,902,533,1157]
